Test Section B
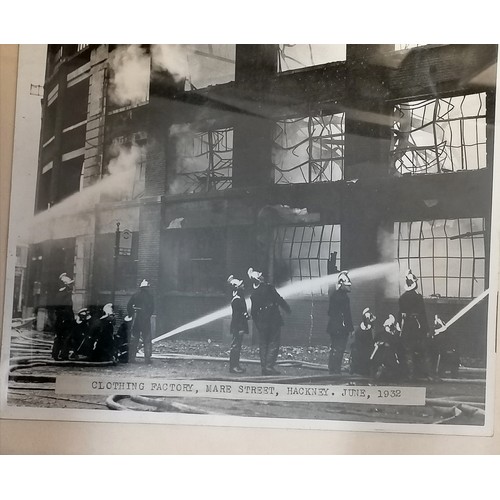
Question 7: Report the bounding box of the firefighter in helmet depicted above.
[52,272,75,360]
[71,307,92,359]
[371,314,403,382]
[326,270,354,374]
[127,279,154,364]
[350,307,376,376]
[398,269,433,381]
[227,275,249,374]
[248,267,291,376]
[91,303,116,362]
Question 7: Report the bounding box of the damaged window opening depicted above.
[395,218,486,299]
[391,93,486,175]
[277,44,346,72]
[273,114,345,184]
[176,127,233,193]
[273,224,341,295]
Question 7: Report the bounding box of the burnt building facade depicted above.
[27,44,497,360]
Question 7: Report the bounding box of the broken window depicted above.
[273,114,345,184]
[151,44,235,91]
[278,44,346,72]
[273,224,341,295]
[391,93,487,175]
[175,127,233,193]
[395,218,486,299]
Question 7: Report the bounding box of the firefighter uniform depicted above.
[398,270,432,381]
[248,268,291,375]
[228,275,249,373]
[127,280,154,364]
[350,308,376,377]
[326,271,353,374]
[71,308,91,359]
[51,273,75,361]
[371,315,403,382]
[115,315,133,363]
[91,303,116,362]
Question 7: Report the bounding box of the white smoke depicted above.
[108,45,151,107]
[29,143,144,243]
[151,44,194,83]
[377,225,401,297]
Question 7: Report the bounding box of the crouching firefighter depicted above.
[71,307,92,359]
[91,303,116,362]
[127,279,154,364]
[227,275,249,374]
[248,268,291,376]
[350,307,376,377]
[371,314,403,382]
[326,271,353,374]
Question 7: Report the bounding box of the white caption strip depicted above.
[56,376,426,406]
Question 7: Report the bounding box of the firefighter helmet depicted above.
[75,308,90,324]
[247,267,264,283]
[227,275,244,290]
[139,279,150,288]
[58,272,74,291]
[337,270,352,288]
[124,315,133,322]
[362,307,376,323]
[405,269,418,291]
[101,303,114,318]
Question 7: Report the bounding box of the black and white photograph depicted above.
[1,43,498,435]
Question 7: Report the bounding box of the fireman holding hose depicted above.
[227,275,249,374]
[398,270,433,381]
[248,267,291,376]
[127,279,154,364]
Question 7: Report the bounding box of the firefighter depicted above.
[248,267,291,376]
[91,303,116,362]
[371,314,403,382]
[398,269,433,381]
[71,307,91,359]
[127,279,154,364]
[116,314,133,363]
[52,273,75,360]
[227,275,249,374]
[431,315,460,378]
[350,307,376,376]
[326,270,353,374]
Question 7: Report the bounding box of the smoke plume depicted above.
[29,143,144,243]
[108,45,151,107]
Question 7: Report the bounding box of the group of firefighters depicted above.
[227,267,458,382]
[50,273,154,365]
[49,266,458,382]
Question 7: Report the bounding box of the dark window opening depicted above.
[63,78,89,129]
[36,170,52,212]
[55,156,83,203]
[94,232,139,292]
[43,101,57,143]
[166,228,227,294]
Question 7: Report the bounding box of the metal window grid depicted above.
[273,224,341,294]
[178,128,233,193]
[391,93,486,175]
[395,218,486,298]
[273,114,345,184]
